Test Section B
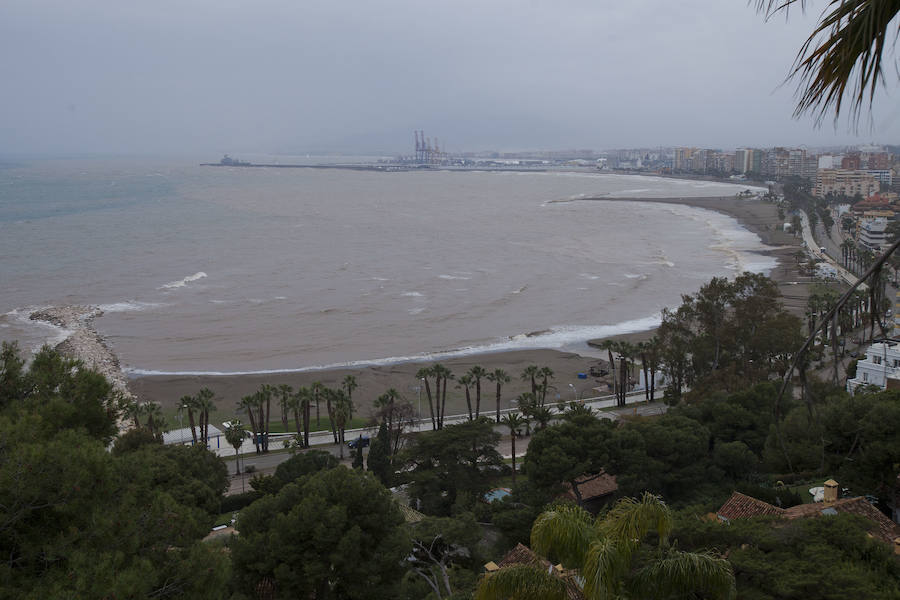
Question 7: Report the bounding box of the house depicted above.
[846,340,900,393]
[483,543,585,600]
[560,471,618,514]
[717,481,899,547]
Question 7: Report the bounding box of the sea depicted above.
[0,157,774,376]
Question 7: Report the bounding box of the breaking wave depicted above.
[158,271,207,290]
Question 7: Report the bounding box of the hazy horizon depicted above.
[3,1,899,157]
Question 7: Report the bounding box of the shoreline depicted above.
[126,194,810,421]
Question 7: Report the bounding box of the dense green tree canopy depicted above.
[523,414,614,501]
[1,343,119,444]
[401,419,503,516]
[231,466,409,599]
[0,415,228,599]
[676,511,900,599]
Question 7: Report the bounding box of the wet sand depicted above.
[129,195,810,421]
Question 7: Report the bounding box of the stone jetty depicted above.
[29,305,134,432]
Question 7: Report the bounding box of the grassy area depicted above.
[214,512,235,527]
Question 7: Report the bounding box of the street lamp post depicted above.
[568,383,577,401]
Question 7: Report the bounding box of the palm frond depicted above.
[581,538,629,600]
[474,565,569,600]
[597,492,673,548]
[530,503,595,569]
[628,549,736,600]
[756,0,900,125]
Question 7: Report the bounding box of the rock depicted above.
[29,305,134,433]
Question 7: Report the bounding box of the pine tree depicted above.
[367,423,392,486]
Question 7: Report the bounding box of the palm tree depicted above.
[457,373,474,420]
[224,420,245,475]
[515,392,536,436]
[432,363,454,429]
[416,366,437,430]
[520,365,539,396]
[287,388,304,442]
[238,394,261,453]
[486,368,510,423]
[298,386,313,448]
[323,386,339,444]
[311,381,324,426]
[195,388,216,447]
[564,401,595,419]
[756,0,900,125]
[143,402,165,439]
[500,412,526,485]
[259,384,274,452]
[475,494,735,600]
[537,366,554,406]
[122,399,142,429]
[342,374,358,419]
[531,406,553,430]
[178,394,199,444]
[277,384,293,433]
[332,389,353,460]
[467,365,487,418]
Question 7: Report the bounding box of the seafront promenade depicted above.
[200,387,660,460]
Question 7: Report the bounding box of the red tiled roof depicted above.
[494,544,585,600]
[717,491,900,545]
[784,497,899,545]
[562,471,618,502]
[717,492,785,520]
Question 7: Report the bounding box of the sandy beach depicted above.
[128,195,810,422]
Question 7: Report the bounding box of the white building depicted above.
[858,218,889,252]
[846,340,900,393]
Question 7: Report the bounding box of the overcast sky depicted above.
[2,0,898,156]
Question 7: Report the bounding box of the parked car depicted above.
[347,435,370,449]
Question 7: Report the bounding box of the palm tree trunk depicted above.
[440,376,449,429]
[187,408,198,445]
[495,383,502,423]
[327,396,338,444]
[304,401,311,448]
[245,408,260,454]
[264,394,271,452]
[510,434,517,485]
[464,386,472,421]
[608,349,618,401]
[475,378,481,419]
[424,378,436,430]
[435,376,443,429]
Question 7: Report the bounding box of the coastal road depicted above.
[799,211,862,289]
[220,391,667,494]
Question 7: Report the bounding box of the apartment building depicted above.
[814,169,880,198]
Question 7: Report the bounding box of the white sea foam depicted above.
[439,274,471,280]
[5,308,75,351]
[158,271,207,290]
[98,301,163,313]
[401,291,424,298]
[408,307,426,315]
[124,314,663,377]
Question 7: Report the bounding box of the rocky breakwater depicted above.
[29,305,134,432]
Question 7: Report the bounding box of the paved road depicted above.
[799,210,863,289]
[221,392,668,495]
